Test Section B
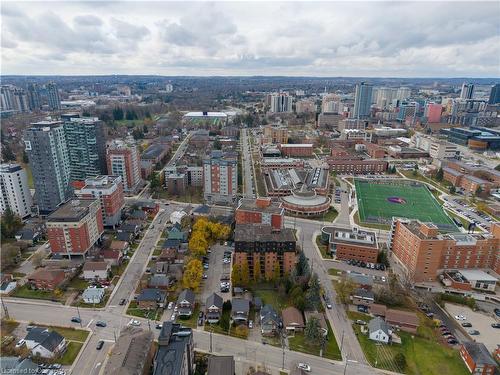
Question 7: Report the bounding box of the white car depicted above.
[15,339,25,348]
[167,302,174,310]
[128,319,141,326]
[297,363,311,372]
[248,320,253,329]
[170,313,176,321]
[454,315,466,321]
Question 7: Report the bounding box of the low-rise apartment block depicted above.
[279,143,313,157]
[236,197,284,231]
[321,226,379,263]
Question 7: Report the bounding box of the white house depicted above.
[24,327,67,358]
[82,261,109,281]
[81,287,105,304]
[368,317,391,344]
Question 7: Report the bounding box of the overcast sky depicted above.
[1,1,499,77]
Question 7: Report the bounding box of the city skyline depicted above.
[1,1,499,77]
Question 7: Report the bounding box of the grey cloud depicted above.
[110,18,150,40]
[0,4,24,17]
[74,15,103,27]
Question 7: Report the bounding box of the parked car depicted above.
[447,339,459,345]
[357,305,368,313]
[491,323,500,329]
[355,320,367,325]
[128,319,141,326]
[249,320,253,329]
[494,308,500,317]
[119,299,127,306]
[461,322,472,327]
[96,321,107,327]
[96,340,104,350]
[454,315,466,321]
[15,339,25,348]
[156,324,163,330]
[468,329,480,335]
[71,317,81,323]
[297,363,311,372]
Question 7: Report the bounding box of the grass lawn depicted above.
[346,311,371,322]
[37,325,89,342]
[288,319,341,361]
[253,289,290,311]
[445,210,471,229]
[126,301,163,320]
[322,207,338,222]
[67,277,89,291]
[0,320,19,337]
[153,248,163,256]
[327,268,343,276]
[315,235,332,259]
[355,179,456,231]
[111,259,130,278]
[353,325,470,375]
[12,285,63,302]
[178,304,200,328]
[58,342,83,365]
[353,212,391,230]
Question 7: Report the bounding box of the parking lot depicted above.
[199,243,232,305]
[445,303,500,352]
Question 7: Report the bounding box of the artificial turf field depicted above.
[355,179,456,230]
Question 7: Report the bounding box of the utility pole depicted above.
[76,306,83,328]
[340,329,345,353]
[0,297,9,319]
[343,356,348,375]
[281,329,285,370]
[209,326,213,353]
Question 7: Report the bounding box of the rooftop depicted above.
[81,175,122,189]
[280,143,313,147]
[184,111,228,118]
[234,224,296,243]
[237,198,283,215]
[462,342,496,366]
[47,199,97,222]
[207,356,235,375]
[322,226,378,248]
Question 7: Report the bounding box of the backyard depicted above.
[11,285,65,302]
[288,319,341,360]
[126,301,163,320]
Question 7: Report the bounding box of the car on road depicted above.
[119,298,127,306]
[203,263,209,269]
[326,302,332,309]
[494,308,500,317]
[96,340,104,350]
[71,317,81,323]
[128,319,141,326]
[454,315,466,321]
[468,329,480,335]
[96,321,107,327]
[297,363,311,372]
[461,322,472,327]
[15,339,25,348]
[491,323,500,329]
[249,320,253,329]
[156,323,163,330]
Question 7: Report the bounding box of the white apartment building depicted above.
[0,164,32,219]
[269,94,293,113]
[203,151,238,204]
[412,134,459,160]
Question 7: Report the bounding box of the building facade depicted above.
[106,140,142,193]
[262,126,288,144]
[321,226,379,262]
[0,164,32,219]
[269,94,293,113]
[24,121,73,215]
[46,82,61,110]
[279,144,313,157]
[353,82,373,119]
[235,197,284,231]
[203,151,238,205]
[46,198,104,258]
[389,219,500,282]
[75,175,124,227]
[234,224,297,280]
[63,115,107,181]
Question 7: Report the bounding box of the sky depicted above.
[1,1,500,77]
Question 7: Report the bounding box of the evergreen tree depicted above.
[435,167,444,181]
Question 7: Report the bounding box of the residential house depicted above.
[101,249,123,266]
[15,224,44,245]
[24,327,67,358]
[385,309,419,333]
[352,288,375,306]
[155,261,169,274]
[137,288,167,309]
[116,231,134,243]
[260,304,280,336]
[82,287,105,304]
[167,224,188,241]
[282,307,305,335]
[163,238,181,250]
[148,274,170,289]
[132,200,159,217]
[0,357,38,374]
[82,261,110,281]
[346,272,373,289]
[253,297,262,312]
[205,293,224,323]
[117,223,140,238]
[109,240,129,253]
[27,269,66,290]
[207,355,235,375]
[368,317,391,344]
[103,327,155,375]
[177,289,196,317]
[0,274,17,295]
[460,342,497,375]
[231,298,250,324]
[159,248,178,264]
[154,322,194,375]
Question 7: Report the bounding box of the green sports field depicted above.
[355,179,456,231]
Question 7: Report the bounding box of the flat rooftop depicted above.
[47,199,95,222]
[237,198,283,215]
[322,226,378,248]
[280,143,313,147]
[235,224,295,243]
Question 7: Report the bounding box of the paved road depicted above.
[333,180,351,227]
[285,217,367,364]
[167,132,191,167]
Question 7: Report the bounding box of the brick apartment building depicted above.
[75,175,124,227]
[279,144,313,157]
[327,155,388,174]
[262,126,288,144]
[234,224,297,280]
[203,151,238,205]
[235,198,284,231]
[460,342,497,375]
[47,198,104,258]
[106,140,142,193]
[390,219,500,282]
[442,160,500,194]
[321,226,379,263]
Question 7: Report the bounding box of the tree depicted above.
[495,164,500,171]
[377,250,389,267]
[240,261,250,286]
[149,172,161,190]
[294,251,310,279]
[143,124,149,133]
[182,258,203,290]
[253,257,261,283]
[231,264,243,286]
[334,277,356,306]
[112,107,124,121]
[435,167,444,181]
[272,262,281,282]
[234,325,248,338]
[449,185,456,194]
[394,353,407,370]
[305,273,321,310]
[0,243,20,271]
[304,317,324,345]
[1,209,23,240]
[290,285,306,311]
[188,232,208,256]
[132,128,144,140]
[1,145,15,162]
[22,150,29,164]
[412,165,419,177]
[213,139,222,150]
[31,252,44,268]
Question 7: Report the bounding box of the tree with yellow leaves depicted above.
[188,231,208,256]
[182,258,203,290]
[253,257,261,283]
